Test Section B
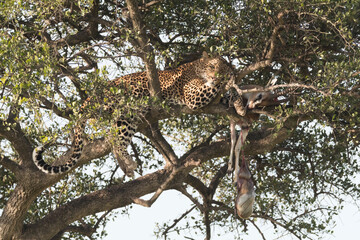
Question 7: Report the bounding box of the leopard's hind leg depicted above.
[111,118,138,177]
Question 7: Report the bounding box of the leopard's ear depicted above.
[202,51,209,60]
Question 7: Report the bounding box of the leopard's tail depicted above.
[32,123,84,175]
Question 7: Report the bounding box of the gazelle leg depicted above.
[234,127,255,219]
[227,120,237,173]
[233,127,249,183]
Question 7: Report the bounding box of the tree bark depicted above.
[0,185,40,240]
[125,0,162,99]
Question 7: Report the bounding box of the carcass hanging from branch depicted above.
[228,121,255,219]
[224,83,291,219]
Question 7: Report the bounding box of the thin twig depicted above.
[249,219,267,240]
[177,186,204,212]
[162,205,196,237]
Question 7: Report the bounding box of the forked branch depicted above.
[132,167,182,207]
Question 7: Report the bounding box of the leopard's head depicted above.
[196,52,234,86]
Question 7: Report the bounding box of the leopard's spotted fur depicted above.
[33,52,234,175]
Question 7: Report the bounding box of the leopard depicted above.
[33,52,234,176]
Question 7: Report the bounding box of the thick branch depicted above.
[125,0,162,99]
[0,120,33,171]
[204,205,211,240]
[51,225,96,240]
[22,169,169,239]
[245,115,308,155]
[141,121,179,166]
[208,164,228,198]
[20,132,231,239]
[0,185,42,240]
[0,154,21,176]
[0,138,112,240]
[185,174,208,199]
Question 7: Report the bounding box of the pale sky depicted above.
[104,189,360,240]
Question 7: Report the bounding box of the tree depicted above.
[1,0,359,239]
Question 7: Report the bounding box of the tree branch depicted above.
[122,0,163,12]
[125,0,162,99]
[0,120,33,171]
[51,1,101,48]
[51,225,96,240]
[176,186,204,212]
[162,205,196,238]
[204,204,211,240]
[22,169,169,239]
[254,214,302,239]
[208,164,228,198]
[185,174,208,199]
[0,154,21,176]
[235,24,282,83]
[132,166,182,207]
[245,114,309,155]
[141,121,179,166]
[20,131,232,239]
[249,219,267,240]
